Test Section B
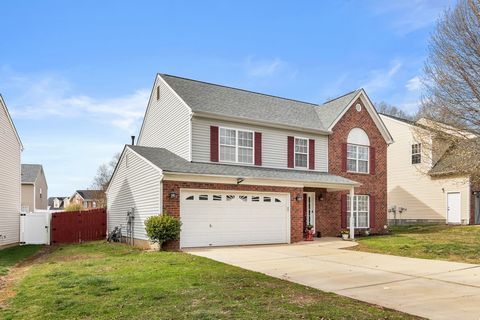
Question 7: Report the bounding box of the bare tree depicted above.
[92,153,121,191]
[91,153,121,208]
[376,101,416,121]
[416,0,480,180]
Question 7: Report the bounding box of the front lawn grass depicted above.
[355,224,480,264]
[0,245,43,276]
[1,241,418,319]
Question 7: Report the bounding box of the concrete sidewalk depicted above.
[186,238,480,320]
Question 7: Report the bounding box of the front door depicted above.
[447,192,461,224]
[303,193,315,233]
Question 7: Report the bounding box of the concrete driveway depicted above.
[186,238,480,320]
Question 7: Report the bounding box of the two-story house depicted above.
[107,74,393,249]
[0,95,23,248]
[380,114,479,225]
[21,164,48,212]
[70,190,104,209]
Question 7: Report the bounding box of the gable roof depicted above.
[0,94,23,150]
[129,145,359,187]
[159,74,393,143]
[160,74,327,132]
[21,164,43,184]
[74,189,103,200]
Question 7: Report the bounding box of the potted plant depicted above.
[364,228,370,236]
[340,229,349,240]
[305,224,314,241]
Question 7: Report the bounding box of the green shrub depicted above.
[64,203,83,212]
[144,212,182,250]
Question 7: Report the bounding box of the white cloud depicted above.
[1,71,149,134]
[406,76,422,91]
[367,0,454,35]
[362,60,402,93]
[244,56,287,77]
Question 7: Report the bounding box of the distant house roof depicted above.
[129,145,359,187]
[429,138,480,176]
[379,113,417,126]
[21,164,43,184]
[48,197,67,209]
[160,74,365,133]
[75,189,103,200]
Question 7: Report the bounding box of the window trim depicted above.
[411,143,421,165]
[218,126,255,164]
[294,136,309,169]
[347,143,370,174]
[347,194,370,229]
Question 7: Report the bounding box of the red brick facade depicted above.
[159,97,388,250]
[321,97,388,235]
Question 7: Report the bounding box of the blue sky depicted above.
[0,0,455,196]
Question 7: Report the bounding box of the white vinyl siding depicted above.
[380,115,471,223]
[137,76,191,160]
[107,148,162,241]
[192,117,328,171]
[0,100,22,247]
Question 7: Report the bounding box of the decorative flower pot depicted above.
[305,229,314,241]
[341,233,349,240]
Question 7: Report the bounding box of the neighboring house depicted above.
[48,197,69,210]
[21,164,48,212]
[0,95,23,248]
[70,190,103,209]
[380,114,479,225]
[107,74,393,249]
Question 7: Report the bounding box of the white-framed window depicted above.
[93,201,97,208]
[412,143,421,164]
[83,201,88,208]
[347,128,370,174]
[54,199,60,208]
[294,137,308,168]
[21,205,29,213]
[347,195,370,228]
[219,127,254,164]
[39,188,43,198]
[347,144,369,173]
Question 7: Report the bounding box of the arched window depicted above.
[347,128,370,173]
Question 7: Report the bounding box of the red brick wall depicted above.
[162,180,304,250]
[324,97,388,235]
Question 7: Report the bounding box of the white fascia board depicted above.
[163,171,360,189]
[328,90,394,145]
[0,94,24,150]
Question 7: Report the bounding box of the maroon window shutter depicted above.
[369,195,376,228]
[309,139,315,170]
[341,194,347,228]
[210,126,219,162]
[254,132,262,166]
[287,136,294,168]
[370,147,376,175]
[341,143,347,172]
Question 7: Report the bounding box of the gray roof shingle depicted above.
[160,74,360,132]
[130,145,359,187]
[21,164,42,183]
[76,190,103,200]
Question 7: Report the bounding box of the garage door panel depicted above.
[180,190,289,248]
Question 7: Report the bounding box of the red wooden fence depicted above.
[51,208,107,244]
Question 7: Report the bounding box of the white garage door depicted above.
[180,190,290,248]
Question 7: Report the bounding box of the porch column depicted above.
[349,187,355,240]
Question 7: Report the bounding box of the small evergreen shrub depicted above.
[144,211,182,250]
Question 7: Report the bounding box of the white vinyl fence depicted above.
[20,211,52,245]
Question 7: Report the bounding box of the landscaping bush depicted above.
[144,212,182,250]
[64,203,83,212]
